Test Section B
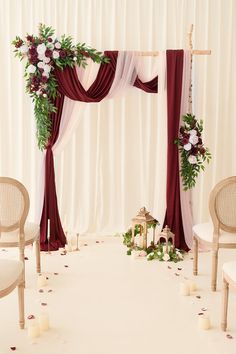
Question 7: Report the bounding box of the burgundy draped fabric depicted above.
[163,50,189,251]
[133,76,157,93]
[40,51,158,250]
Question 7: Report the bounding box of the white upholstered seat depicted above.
[193,176,236,291]
[0,222,39,245]
[0,259,24,329]
[222,261,236,283]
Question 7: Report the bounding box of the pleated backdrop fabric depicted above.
[0,0,236,237]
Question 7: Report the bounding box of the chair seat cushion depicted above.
[0,222,39,245]
[223,261,236,282]
[193,222,236,244]
[0,260,23,292]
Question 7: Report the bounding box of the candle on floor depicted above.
[47,219,50,240]
[39,312,50,331]
[28,322,40,338]
[179,282,190,296]
[198,314,211,330]
[37,274,47,288]
[188,280,197,292]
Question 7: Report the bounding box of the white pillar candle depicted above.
[198,315,211,330]
[47,219,50,240]
[39,312,50,331]
[179,282,190,296]
[37,274,47,288]
[188,280,197,292]
[28,322,40,338]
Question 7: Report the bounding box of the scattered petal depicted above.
[60,252,66,256]
[48,289,53,293]
[84,243,88,246]
[174,273,180,276]
[184,277,189,280]
[54,272,59,275]
[168,266,172,269]
[190,257,194,260]
[177,267,182,271]
[46,277,49,280]
[64,265,69,268]
[198,312,204,316]
[2,249,7,251]
[24,257,29,260]
[41,302,47,306]
[10,347,16,351]
[27,315,35,319]
[201,307,207,311]
[38,289,44,293]
[196,295,201,299]
[226,334,233,339]
[96,241,99,243]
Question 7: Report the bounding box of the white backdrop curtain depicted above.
[0,0,236,238]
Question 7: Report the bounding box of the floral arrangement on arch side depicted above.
[12,24,109,150]
[175,113,212,191]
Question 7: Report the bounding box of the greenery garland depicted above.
[12,24,109,150]
[175,113,212,190]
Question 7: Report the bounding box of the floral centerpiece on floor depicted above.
[12,24,109,150]
[175,113,212,190]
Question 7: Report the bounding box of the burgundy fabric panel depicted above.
[40,94,67,251]
[54,51,118,102]
[133,76,158,93]
[163,50,189,251]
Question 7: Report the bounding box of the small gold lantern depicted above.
[131,207,157,250]
[156,225,175,253]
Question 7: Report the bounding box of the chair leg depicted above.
[19,246,25,288]
[35,237,41,273]
[211,249,219,291]
[221,277,229,331]
[193,236,198,276]
[18,275,25,329]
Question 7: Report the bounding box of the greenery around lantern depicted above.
[12,24,109,150]
[122,221,184,262]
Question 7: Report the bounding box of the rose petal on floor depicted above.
[27,315,35,319]
[226,334,233,339]
[41,302,47,306]
[10,347,16,351]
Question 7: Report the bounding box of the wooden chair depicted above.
[0,177,41,286]
[221,261,236,331]
[0,259,24,328]
[193,176,236,291]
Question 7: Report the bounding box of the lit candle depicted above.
[47,219,50,241]
[198,314,211,330]
[179,282,190,296]
[188,280,197,292]
[39,312,50,331]
[28,322,40,338]
[37,274,47,288]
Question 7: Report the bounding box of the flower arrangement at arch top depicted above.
[175,113,211,190]
[12,24,109,150]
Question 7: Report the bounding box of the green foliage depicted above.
[146,242,184,263]
[122,220,159,248]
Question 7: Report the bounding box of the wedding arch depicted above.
[13,24,210,251]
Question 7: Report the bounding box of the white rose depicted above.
[189,135,199,145]
[36,90,41,96]
[43,64,51,73]
[52,50,60,59]
[55,42,61,49]
[183,143,192,151]
[37,43,46,55]
[27,64,36,74]
[42,71,49,78]
[73,57,77,61]
[157,251,161,256]
[19,44,29,54]
[48,43,55,50]
[37,61,44,69]
[163,253,170,261]
[189,129,197,136]
[188,155,197,164]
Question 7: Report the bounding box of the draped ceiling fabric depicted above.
[40,51,158,250]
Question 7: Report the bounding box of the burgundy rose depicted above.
[183,133,190,139]
[41,75,48,83]
[199,147,206,155]
[29,46,37,55]
[181,137,189,145]
[59,50,66,58]
[198,137,202,145]
[31,76,39,85]
[48,37,53,42]
[15,39,23,48]
[26,35,33,42]
[191,147,198,155]
[45,49,53,58]
[180,126,185,134]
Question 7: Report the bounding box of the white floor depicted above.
[0,236,236,354]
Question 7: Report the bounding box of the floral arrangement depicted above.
[123,224,184,263]
[12,24,109,150]
[175,113,211,190]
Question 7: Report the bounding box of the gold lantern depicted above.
[131,207,157,250]
[156,225,175,253]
